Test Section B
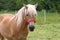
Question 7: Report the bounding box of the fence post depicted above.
[42,10,46,24]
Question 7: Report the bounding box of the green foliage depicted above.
[0,0,17,10]
[38,0,60,12]
[0,0,60,12]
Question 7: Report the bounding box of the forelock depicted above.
[26,4,37,15]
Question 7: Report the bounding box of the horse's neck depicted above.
[15,7,24,26]
[10,7,28,30]
[15,17,28,31]
[15,7,27,27]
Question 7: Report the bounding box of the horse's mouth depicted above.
[29,26,35,31]
[28,22,35,31]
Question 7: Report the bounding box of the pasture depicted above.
[28,11,60,40]
[0,11,60,40]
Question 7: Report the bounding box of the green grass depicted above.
[36,11,60,24]
[0,11,60,40]
[27,24,60,40]
[27,11,60,40]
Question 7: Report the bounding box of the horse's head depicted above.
[23,4,37,31]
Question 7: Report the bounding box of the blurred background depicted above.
[0,0,60,12]
[0,0,60,40]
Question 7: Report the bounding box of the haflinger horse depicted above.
[0,4,37,40]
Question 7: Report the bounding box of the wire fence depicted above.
[36,10,60,24]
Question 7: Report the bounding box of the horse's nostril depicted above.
[29,25,35,31]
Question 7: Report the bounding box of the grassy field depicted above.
[0,11,60,40]
[27,11,60,40]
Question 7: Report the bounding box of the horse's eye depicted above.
[35,14,36,16]
[26,14,29,16]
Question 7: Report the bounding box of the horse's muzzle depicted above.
[28,22,35,31]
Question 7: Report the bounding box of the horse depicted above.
[0,4,37,40]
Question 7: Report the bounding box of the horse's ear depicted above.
[35,3,38,8]
[23,4,28,9]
